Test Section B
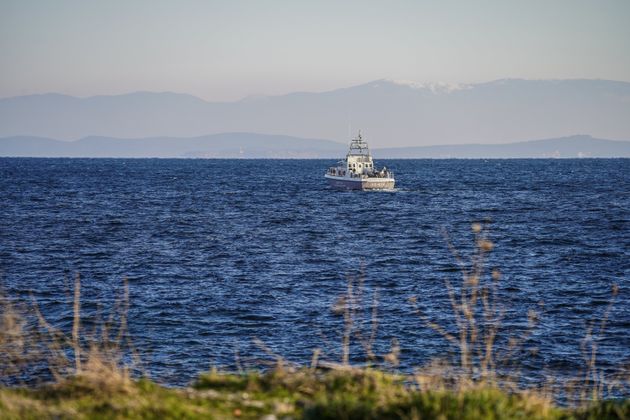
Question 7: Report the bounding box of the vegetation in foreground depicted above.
[1,223,628,419]
[1,367,629,419]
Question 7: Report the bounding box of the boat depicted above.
[325,131,395,190]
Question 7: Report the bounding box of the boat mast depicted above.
[347,130,370,157]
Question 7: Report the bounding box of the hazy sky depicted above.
[1,0,629,101]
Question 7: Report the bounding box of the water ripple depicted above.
[0,158,628,386]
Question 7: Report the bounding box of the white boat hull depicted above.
[325,174,395,190]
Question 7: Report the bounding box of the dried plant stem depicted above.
[412,222,536,388]
[342,280,353,366]
[72,273,82,374]
[577,284,619,404]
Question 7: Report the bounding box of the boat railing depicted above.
[327,168,348,177]
[327,167,392,179]
[369,170,394,179]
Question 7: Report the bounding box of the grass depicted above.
[1,223,628,419]
[1,367,628,419]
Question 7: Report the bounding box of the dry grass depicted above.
[0,290,31,379]
[1,275,138,390]
[320,271,399,369]
[409,222,538,390]
[405,222,628,409]
[563,284,629,405]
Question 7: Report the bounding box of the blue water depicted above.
[1,158,629,386]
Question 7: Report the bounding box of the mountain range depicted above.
[1,79,630,148]
[1,134,628,158]
[0,133,343,158]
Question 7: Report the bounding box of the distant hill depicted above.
[376,135,630,158]
[0,133,346,158]
[1,79,629,147]
[1,133,628,158]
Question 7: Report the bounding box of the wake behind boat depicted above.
[325,131,395,190]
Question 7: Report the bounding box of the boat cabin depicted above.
[325,130,393,183]
[345,132,375,176]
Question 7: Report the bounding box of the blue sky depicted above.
[1,0,629,100]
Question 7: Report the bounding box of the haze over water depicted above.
[1,157,628,386]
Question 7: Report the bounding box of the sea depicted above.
[1,158,628,387]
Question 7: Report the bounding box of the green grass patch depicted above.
[1,368,628,419]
